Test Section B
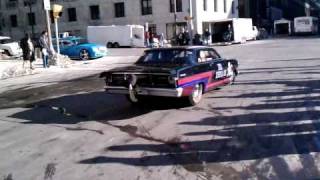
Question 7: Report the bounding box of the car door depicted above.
[208,49,228,82]
[194,48,228,90]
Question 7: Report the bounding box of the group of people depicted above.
[145,32,165,47]
[176,30,191,46]
[20,31,51,69]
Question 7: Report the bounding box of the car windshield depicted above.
[0,39,14,44]
[136,49,193,65]
[58,38,87,46]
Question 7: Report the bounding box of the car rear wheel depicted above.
[113,42,120,48]
[79,49,89,60]
[188,84,203,106]
[107,42,113,48]
[126,95,149,105]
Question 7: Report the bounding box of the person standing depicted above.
[204,29,211,45]
[159,33,165,47]
[20,34,35,69]
[39,31,50,68]
[145,31,150,47]
[184,30,190,45]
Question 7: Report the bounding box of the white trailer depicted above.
[87,25,145,48]
[294,16,319,34]
[210,18,258,44]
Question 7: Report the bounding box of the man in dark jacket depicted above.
[20,34,35,69]
[204,29,211,45]
[39,31,50,68]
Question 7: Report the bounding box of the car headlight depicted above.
[99,47,107,52]
[92,47,99,52]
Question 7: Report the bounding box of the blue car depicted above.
[55,36,108,60]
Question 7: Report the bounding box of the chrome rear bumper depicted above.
[105,86,184,97]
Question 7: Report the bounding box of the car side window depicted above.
[208,50,220,60]
[197,50,218,63]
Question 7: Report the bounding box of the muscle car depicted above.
[100,46,238,105]
[55,36,108,60]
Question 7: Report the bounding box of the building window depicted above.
[231,1,235,14]
[114,2,125,17]
[27,12,36,26]
[148,24,157,35]
[68,8,77,22]
[169,0,182,13]
[223,0,227,13]
[214,0,218,12]
[203,0,207,11]
[90,5,100,20]
[141,0,152,15]
[10,15,18,27]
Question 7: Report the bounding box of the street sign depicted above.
[43,0,51,10]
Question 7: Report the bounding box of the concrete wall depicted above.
[193,0,238,34]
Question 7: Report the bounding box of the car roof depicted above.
[53,36,83,41]
[145,46,213,51]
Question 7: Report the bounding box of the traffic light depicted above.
[52,4,63,19]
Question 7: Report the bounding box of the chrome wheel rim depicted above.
[192,84,203,103]
[80,50,89,60]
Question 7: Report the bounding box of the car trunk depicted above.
[108,73,175,88]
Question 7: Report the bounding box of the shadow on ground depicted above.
[9,92,189,124]
[1,74,190,124]
[77,63,320,178]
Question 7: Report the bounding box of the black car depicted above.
[100,46,239,105]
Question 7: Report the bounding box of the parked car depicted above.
[100,46,239,106]
[55,36,108,60]
[0,36,22,57]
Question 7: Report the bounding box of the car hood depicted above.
[0,42,20,49]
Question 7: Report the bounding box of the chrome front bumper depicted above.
[105,86,184,97]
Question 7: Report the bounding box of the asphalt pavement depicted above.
[0,37,320,180]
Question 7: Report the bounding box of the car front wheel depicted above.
[188,84,203,106]
[79,49,90,60]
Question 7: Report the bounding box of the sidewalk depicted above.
[0,55,138,80]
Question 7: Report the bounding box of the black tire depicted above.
[113,42,120,48]
[79,49,90,60]
[107,42,113,48]
[4,50,11,56]
[188,84,203,106]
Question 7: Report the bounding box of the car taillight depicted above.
[168,76,178,86]
[107,75,112,83]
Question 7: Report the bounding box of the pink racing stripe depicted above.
[178,72,213,86]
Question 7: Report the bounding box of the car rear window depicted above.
[136,49,193,65]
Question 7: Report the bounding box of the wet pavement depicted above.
[0,38,320,180]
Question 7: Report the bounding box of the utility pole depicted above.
[26,0,34,37]
[43,0,53,51]
[189,0,194,45]
[174,0,177,43]
[52,4,63,54]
